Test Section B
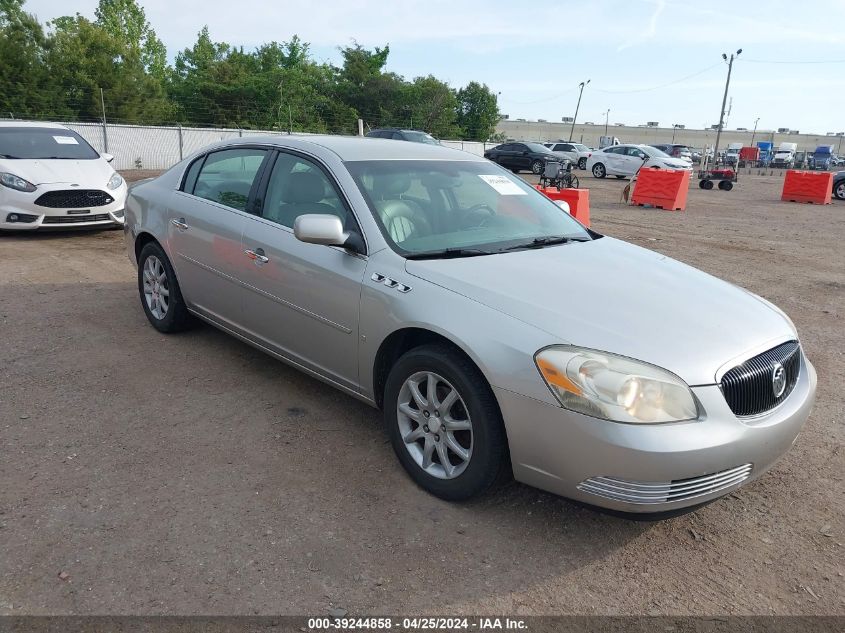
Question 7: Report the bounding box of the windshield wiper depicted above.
[503,236,590,251]
[404,247,495,260]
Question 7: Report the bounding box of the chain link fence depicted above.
[53,121,495,172]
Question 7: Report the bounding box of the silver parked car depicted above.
[124,136,816,515]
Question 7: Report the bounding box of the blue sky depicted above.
[23,0,845,133]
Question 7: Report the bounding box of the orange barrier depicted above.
[781,170,832,204]
[535,186,591,227]
[630,168,689,211]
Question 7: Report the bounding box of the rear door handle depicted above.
[244,248,269,264]
[171,218,189,230]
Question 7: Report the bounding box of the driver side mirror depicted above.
[101,153,114,163]
[294,214,364,254]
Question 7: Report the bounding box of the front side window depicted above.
[261,152,352,230]
[192,148,268,211]
[347,160,592,255]
[0,127,99,160]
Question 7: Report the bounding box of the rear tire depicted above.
[384,344,509,501]
[702,179,714,190]
[137,241,193,333]
[578,157,587,170]
[835,181,845,200]
[718,180,733,191]
[592,163,606,178]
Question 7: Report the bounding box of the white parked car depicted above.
[543,141,592,170]
[586,144,692,179]
[0,121,127,230]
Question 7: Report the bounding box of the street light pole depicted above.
[750,117,760,146]
[712,48,742,167]
[569,79,590,142]
[603,108,610,136]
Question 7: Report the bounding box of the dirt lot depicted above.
[1,170,843,616]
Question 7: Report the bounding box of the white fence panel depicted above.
[50,121,495,170]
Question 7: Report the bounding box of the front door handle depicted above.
[244,248,269,264]
[170,218,189,230]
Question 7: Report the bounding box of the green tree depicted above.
[0,0,53,118]
[95,0,166,79]
[46,14,173,123]
[456,81,500,141]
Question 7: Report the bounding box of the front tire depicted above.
[531,160,544,175]
[137,241,192,333]
[835,181,845,200]
[384,344,509,501]
[592,163,606,178]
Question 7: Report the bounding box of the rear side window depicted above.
[192,148,268,211]
[182,157,204,193]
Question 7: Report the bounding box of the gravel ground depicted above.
[1,170,843,616]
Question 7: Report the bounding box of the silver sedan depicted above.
[124,136,816,516]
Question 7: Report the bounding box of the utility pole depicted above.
[712,49,741,167]
[568,79,590,142]
[603,108,610,136]
[750,117,760,146]
[99,87,109,153]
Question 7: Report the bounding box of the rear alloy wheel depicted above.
[137,241,193,333]
[531,160,544,175]
[835,181,845,200]
[385,344,509,501]
[592,163,606,178]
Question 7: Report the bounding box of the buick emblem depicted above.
[772,362,786,398]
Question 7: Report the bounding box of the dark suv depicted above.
[484,142,559,174]
[366,128,439,144]
[651,144,693,163]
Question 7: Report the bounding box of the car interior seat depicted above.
[266,171,340,228]
[370,173,430,243]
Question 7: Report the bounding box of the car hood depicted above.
[405,237,795,385]
[0,158,113,186]
[647,156,691,169]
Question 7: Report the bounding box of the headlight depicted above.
[535,346,698,424]
[0,172,37,192]
[107,172,124,190]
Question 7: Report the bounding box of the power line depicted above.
[591,62,722,94]
[739,58,845,65]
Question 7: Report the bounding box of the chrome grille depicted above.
[720,341,801,417]
[578,464,753,505]
[35,190,114,208]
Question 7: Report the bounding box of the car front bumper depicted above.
[495,354,816,515]
[0,183,127,230]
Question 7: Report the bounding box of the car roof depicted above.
[0,120,69,129]
[219,134,480,162]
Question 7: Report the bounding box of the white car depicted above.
[0,121,127,230]
[543,141,593,170]
[586,144,692,179]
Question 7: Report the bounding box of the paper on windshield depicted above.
[53,136,79,145]
[478,174,527,195]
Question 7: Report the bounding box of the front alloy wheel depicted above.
[592,163,606,178]
[384,344,509,500]
[397,371,473,480]
[835,181,845,200]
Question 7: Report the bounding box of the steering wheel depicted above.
[460,203,496,228]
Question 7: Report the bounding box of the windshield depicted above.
[639,145,670,158]
[525,142,553,153]
[404,131,439,145]
[346,160,592,256]
[0,127,100,159]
